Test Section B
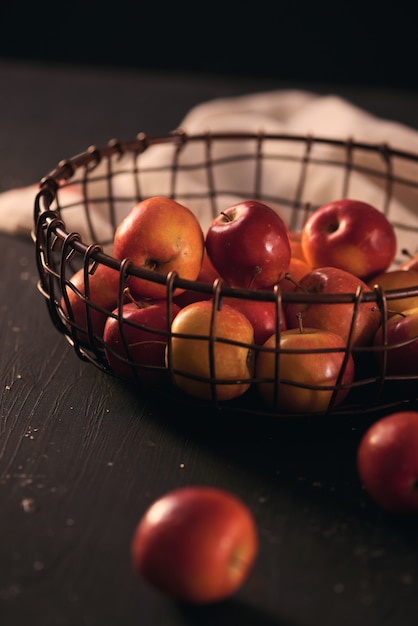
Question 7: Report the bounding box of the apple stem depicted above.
[296,311,306,333]
[248,266,262,289]
[284,273,307,292]
[220,211,233,222]
[401,248,413,259]
[123,287,147,309]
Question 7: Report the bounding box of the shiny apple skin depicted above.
[205,200,291,289]
[301,199,397,281]
[131,486,258,604]
[103,299,180,386]
[357,411,418,513]
[256,327,355,413]
[223,296,286,346]
[373,306,418,376]
[369,269,418,314]
[284,266,381,348]
[167,300,254,401]
[113,196,205,299]
[61,263,119,344]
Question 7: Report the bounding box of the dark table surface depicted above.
[2,59,418,626]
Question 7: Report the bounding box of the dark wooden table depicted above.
[1,59,418,626]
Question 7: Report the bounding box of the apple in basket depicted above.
[256,320,355,413]
[368,268,418,314]
[60,263,120,343]
[373,305,418,377]
[205,200,292,289]
[284,266,381,348]
[166,300,255,401]
[398,249,418,271]
[113,196,205,299]
[222,295,286,346]
[357,410,418,513]
[103,291,180,387]
[130,485,258,604]
[301,199,397,282]
[173,249,221,308]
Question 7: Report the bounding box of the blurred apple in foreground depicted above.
[301,199,397,281]
[103,295,180,386]
[61,263,119,344]
[167,300,254,401]
[357,411,418,513]
[131,486,258,604]
[113,196,205,299]
[284,266,381,348]
[369,268,418,314]
[256,323,355,413]
[398,249,418,271]
[205,200,291,289]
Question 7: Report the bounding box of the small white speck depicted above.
[21,497,37,513]
[179,463,185,469]
[107,461,113,467]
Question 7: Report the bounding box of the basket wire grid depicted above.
[33,130,418,418]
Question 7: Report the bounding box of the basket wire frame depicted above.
[33,130,418,418]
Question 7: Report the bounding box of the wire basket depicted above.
[33,130,418,419]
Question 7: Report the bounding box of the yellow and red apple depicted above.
[167,300,255,401]
[113,196,205,299]
[256,325,355,413]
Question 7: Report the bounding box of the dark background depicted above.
[1,3,415,92]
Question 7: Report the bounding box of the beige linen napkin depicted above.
[2,89,418,255]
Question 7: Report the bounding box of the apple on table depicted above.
[205,200,292,290]
[113,196,205,299]
[130,485,258,604]
[301,198,397,281]
[357,411,418,513]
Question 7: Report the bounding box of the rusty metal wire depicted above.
[33,131,418,418]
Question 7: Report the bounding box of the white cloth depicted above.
[2,89,418,257]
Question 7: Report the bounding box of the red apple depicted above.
[369,269,418,314]
[103,295,180,386]
[205,200,291,289]
[357,411,418,513]
[284,266,381,348]
[373,306,418,376]
[301,199,397,281]
[113,196,205,299]
[167,300,255,401]
[60,263,120,344]
[256,325,355,413]
[222,295,286,346]
[131,486,258,604]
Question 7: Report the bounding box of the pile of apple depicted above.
[61,195,418,414]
